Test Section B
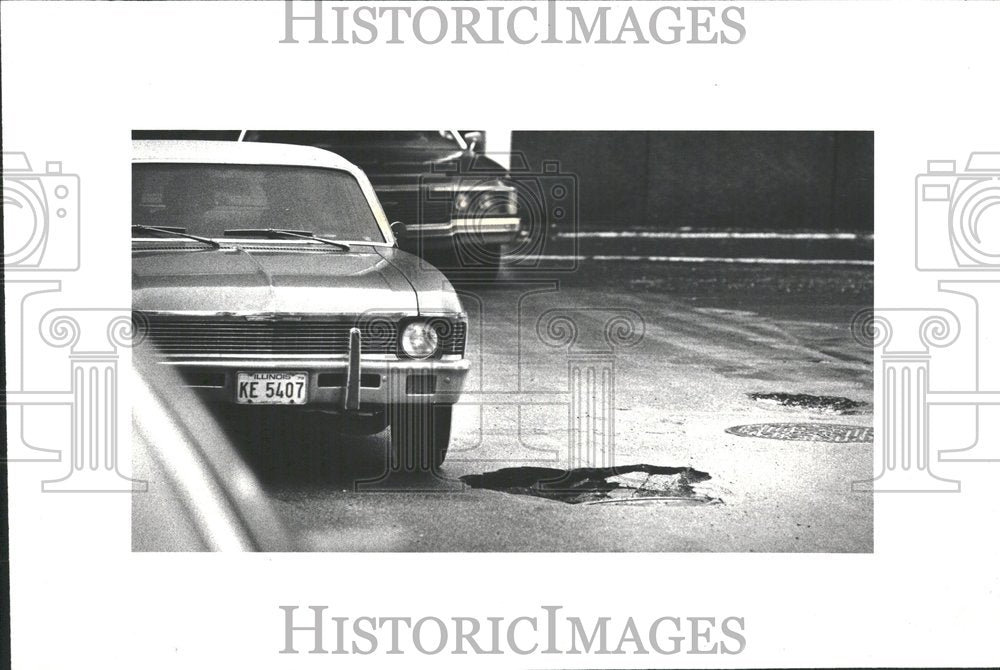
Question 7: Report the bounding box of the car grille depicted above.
[137,315,466,358]
[376,188,453,226]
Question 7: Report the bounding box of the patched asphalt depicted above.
[227,260,873,552]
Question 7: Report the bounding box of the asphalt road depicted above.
[226,260,874,552]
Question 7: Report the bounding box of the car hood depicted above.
[132,244,461,315]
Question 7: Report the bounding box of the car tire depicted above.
[389,404,452,472]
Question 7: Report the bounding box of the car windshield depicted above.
[132,163,385,242]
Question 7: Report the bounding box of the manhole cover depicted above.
[748,392,868,414]
[726,423,873,443]
[460,464,723,505]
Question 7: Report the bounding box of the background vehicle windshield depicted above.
[133,163,385,242]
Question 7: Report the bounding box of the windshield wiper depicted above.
[132,225,222,250]
[223,229,351,251]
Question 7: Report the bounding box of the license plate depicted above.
[236,372,308,405]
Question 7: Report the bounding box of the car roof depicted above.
[132,139,362,173]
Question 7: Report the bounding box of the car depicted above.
[132,348,297,551]
[131,139,470,471]
[243,130,522,277]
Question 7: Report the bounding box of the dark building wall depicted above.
[510,131,873,232]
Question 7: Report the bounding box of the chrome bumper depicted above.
[408,216,521,245]
[160,357,470,408]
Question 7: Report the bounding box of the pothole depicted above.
[748,392,868,415]
[726,422,873,443]
[460,464,723,506]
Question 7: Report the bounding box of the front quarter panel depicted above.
[375,246,465,315]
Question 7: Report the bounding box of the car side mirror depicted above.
[390,221,407,242]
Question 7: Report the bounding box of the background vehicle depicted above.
[245,130,521,278]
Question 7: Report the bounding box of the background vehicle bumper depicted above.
[407,216,521,246]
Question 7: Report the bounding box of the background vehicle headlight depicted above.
[400,321,439,358]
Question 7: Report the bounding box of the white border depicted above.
[4,1,999,668]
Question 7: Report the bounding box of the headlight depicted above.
[400,321,439,358]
